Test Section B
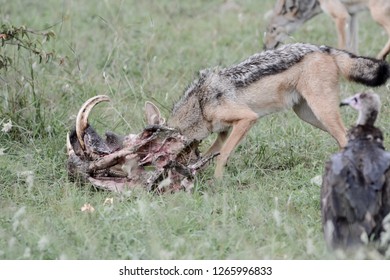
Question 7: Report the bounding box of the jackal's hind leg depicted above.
[369,0,390,59]
[293,99,327,132]
[299,91,347,148]
[377,40,390,60]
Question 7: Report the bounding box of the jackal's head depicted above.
[263,0,321,50]
[167,69,216,142]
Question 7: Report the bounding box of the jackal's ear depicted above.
[275,0,298,17]
[145,101,165,125]
[274,0,286,15]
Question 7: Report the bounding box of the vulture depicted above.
[321,92,390,251]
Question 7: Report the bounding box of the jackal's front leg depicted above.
[214,110,258,179]
[205,130,229,156]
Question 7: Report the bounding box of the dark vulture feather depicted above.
[321,92,390,250]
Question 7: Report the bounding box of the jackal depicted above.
[264,0,390,60]
[165,43,389,178]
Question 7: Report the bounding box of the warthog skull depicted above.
[67,95,217,193]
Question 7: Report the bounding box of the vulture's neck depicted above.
[357,108,378,127]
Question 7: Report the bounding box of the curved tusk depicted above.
[66,132,74,156]
[76,95,110,149]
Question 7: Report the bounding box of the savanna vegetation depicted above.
[1,0,389,259]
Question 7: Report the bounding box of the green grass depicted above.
[1,0,390,259]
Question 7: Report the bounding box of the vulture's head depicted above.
[340,92,381,126]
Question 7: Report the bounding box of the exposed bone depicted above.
[66,132,74,156]
[88,177,134,192]
[68,95,216,193]
[88,149,134,172]
[188,152,220,174]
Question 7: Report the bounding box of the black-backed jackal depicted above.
[161,43,390,178]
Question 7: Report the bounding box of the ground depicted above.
[1,0,390,259]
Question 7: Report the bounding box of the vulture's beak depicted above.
[340,95,358,107]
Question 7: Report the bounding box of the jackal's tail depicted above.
[323,46,390,87]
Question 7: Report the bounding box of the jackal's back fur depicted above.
[168,43,390,178]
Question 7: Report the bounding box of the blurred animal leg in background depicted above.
[369,0,390,60]
[319,0,351,51]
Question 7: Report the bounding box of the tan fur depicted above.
[204,53,348,177]
[145,101,166,125]
[164,43,389,179]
